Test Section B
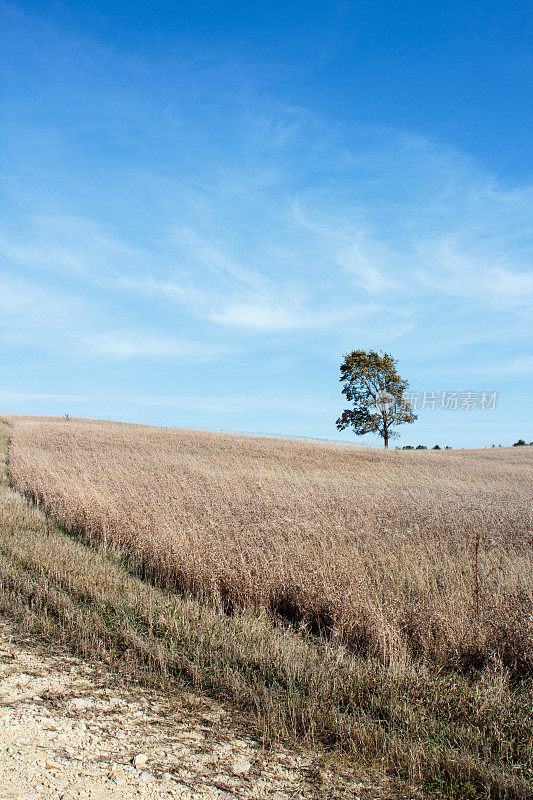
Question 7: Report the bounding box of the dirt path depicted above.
[0,618,407,800]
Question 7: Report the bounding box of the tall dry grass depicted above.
[2,417,533,798]
[7,417,533,676]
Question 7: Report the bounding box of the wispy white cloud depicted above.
[116,231,391,331]
[176,229,267,290]
[209,302,299,330]
[0,275,86,350]
[485,268,533,303]
[86,332,227,361]
[119,277,203,305]
[471,356,533,375]
[0,275,69,316]
[0,390,334,415]
[337,243,396,293]
[3,122,531,341]
[208,299,380,331]
[415,238,533,308]
[0,216,148,281]
[0,275,229,362]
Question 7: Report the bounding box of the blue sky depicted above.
[1,0,532,447]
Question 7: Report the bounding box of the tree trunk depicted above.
[383,428,389,449]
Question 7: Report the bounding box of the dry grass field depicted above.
[7,417,533,673]
[2,416,533,798]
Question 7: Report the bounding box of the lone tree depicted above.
[336,349,417,448]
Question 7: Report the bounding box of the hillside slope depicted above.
[8,416,533,669]
[2,416,533,798]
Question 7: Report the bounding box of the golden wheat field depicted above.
[7,416,533,674]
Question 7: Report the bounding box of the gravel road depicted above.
[0,618,402,800]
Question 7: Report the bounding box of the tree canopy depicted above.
[336,349,417,448]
